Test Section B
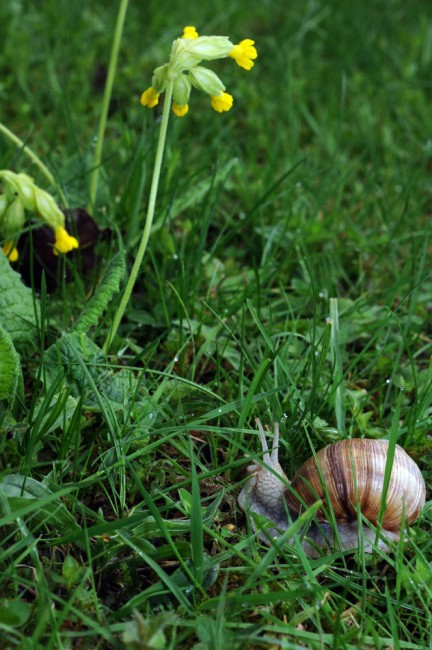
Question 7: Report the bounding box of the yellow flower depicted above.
[211,92,233,113]
[172,102,189,117]
[140,87,160,108]
[140,29,257,116]
[2,241,18,262]
[53,226,79,255]
[229,39,257,70]
[182,26,199,39]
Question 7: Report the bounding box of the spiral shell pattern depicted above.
[286,439,426,531]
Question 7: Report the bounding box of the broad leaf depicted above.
[0,250,40,351]
[0,324,23,427]
[0,324,20,402]
[44,332,151,414]
[0,474,80,536]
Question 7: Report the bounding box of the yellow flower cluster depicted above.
[140,26,257,117]
[0,170,79,261]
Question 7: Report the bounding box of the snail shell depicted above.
[238,420,426,556]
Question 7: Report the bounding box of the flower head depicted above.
[182,26,198,39]
[172,103,189,117]
[0,170,80,260]
[53,226,79,255]
[140,87,160,108]
[2,241,18,261]
[140,26,257,117]
[211,92,234,113]
[229,39,258,70]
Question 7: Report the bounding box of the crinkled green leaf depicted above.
[0,324,20,402]
[0,250,39,350]
[43,332,152,414]
[0,474,81,536]
[0,324,23,429]
[74,252,125,334]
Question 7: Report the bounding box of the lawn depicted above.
[0,0,431,648]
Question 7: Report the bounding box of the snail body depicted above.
[238,420,426,557]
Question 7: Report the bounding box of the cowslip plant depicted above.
[140,25,257,116]
[104,26,257,351]
[0,170,79,261]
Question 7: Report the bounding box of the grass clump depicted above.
[0,0,431,648]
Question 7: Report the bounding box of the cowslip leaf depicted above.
[0,250,39,351]
[0,474,80,537]
[0,324,20,403]
[43,332,151,414]
[0,323,23,428]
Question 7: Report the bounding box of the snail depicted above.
[238,420,426,557]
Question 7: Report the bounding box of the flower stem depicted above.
[0,122,68,206]
[103,79,174,353]
[87,0,130,212]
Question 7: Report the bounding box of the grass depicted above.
[0,0,431,648]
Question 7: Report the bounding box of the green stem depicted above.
[329,297,346,435]
[88,0,130,211]
[103,79,174,353]
[0,122,68,206]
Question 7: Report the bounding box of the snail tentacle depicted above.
[238,420,291,538]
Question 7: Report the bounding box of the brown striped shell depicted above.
[285,438,426,531]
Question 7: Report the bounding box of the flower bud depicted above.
[33,186,64,229]
[173,74,191,105]
[0,193,7,217]
[0,171,40,212]
[185,36,233,60]
[152,64,169,93]
[169,38,202,73]
[189,66,225,96]
[0,197,25,237]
